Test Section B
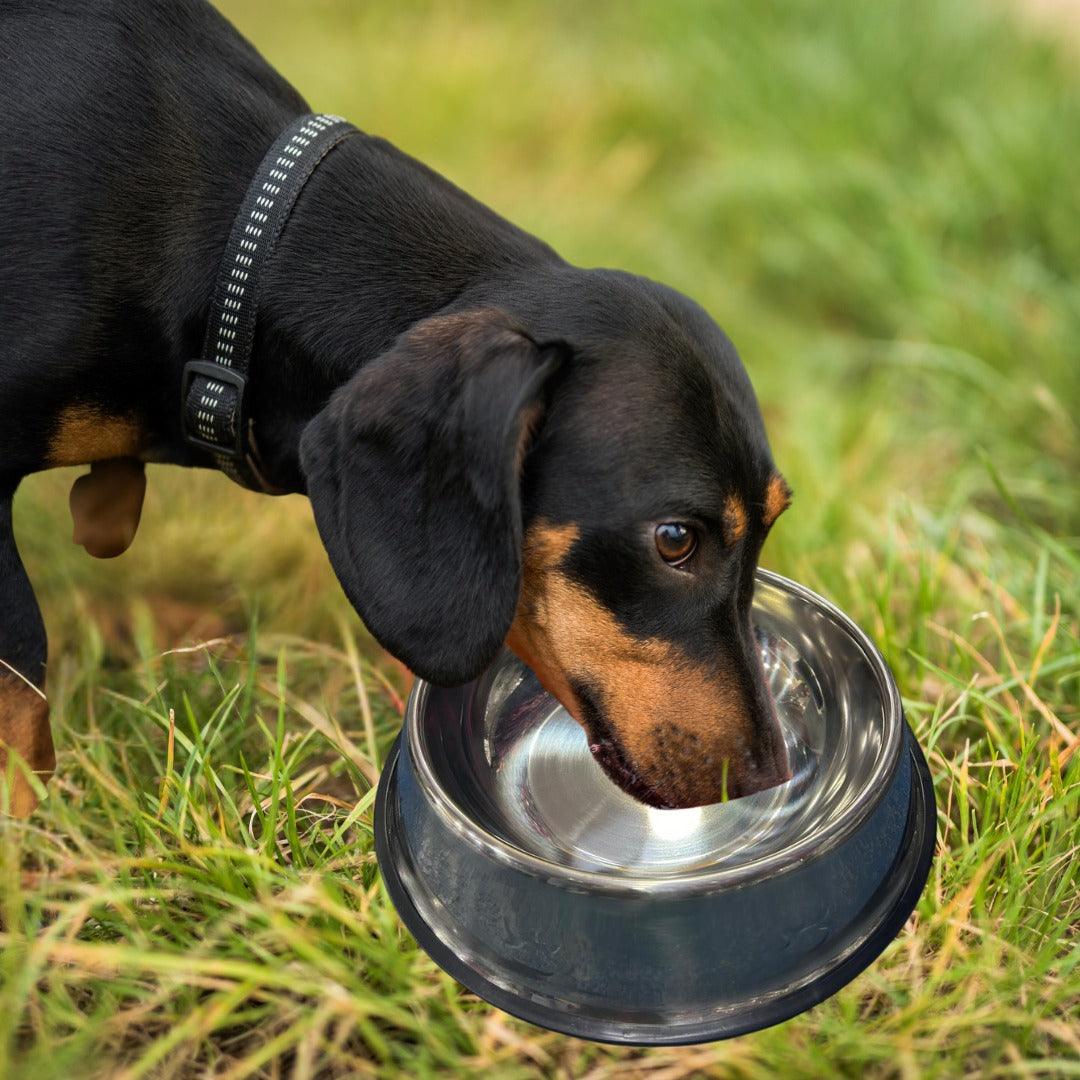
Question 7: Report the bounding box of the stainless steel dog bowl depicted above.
[375,569,935,1044]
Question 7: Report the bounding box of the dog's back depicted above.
[0,0,306,473]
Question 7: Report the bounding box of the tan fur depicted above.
[506,523,582,712]
[0,676,54,818]
[48,405,144,467]
[763,473,792,527]
[69,458,147,558]
[723,493,748,543]
[506,521,748,805]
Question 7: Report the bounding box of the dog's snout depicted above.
[622,706,793,809]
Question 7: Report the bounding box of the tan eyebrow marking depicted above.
[722,493,748,543]
[763,473,793,527]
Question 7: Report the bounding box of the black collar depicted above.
[182,113,360,492]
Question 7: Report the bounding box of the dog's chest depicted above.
[46,404,146,467]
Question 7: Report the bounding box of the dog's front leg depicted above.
[0,488,54,817]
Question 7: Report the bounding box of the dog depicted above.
[0,0,792,818]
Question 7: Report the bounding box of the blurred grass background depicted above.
[2,0,1078,1076]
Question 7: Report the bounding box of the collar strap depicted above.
[182,113,360,491]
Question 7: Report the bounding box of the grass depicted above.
[1,0,1078,1076]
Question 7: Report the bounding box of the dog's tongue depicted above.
[69,458,146,559]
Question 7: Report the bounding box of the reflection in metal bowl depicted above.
[375,570,935,1044]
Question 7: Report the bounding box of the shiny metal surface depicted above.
[375,569,935,1043]
[409,569,903,890]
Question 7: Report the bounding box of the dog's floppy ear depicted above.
[300,308,564,686]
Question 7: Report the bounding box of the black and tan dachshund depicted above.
[0,0,793,818]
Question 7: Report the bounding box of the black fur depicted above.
[300,312,565,685]
[0,0,790,808]
[0,492,46,690]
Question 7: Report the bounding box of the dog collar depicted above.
[182,113,360,492]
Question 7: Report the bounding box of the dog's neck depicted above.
[223,133,560,493]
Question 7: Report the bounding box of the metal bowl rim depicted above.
[405,568,904,895]
[375,726,935,1043]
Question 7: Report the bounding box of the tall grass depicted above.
[1,1,1077,1076]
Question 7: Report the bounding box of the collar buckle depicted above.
[181,359,249,459]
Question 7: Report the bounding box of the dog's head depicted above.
[300,269,792,808]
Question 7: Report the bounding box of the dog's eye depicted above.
[655,522,697,565]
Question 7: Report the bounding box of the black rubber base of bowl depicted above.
[375,725,936,1046]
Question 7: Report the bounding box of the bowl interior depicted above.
[412,572,900,882]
